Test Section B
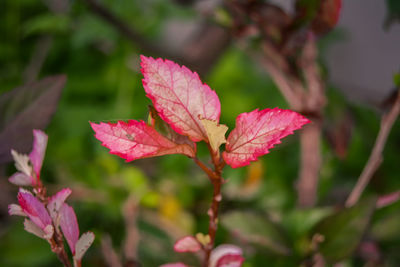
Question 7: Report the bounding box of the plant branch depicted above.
[50,233,72,267]
[23,36,53,83]
[194,157,217,180]
[297,121,322,207]
[259,38,324,207]
[82,0,183,62]
[346,89,400,207]
[260,43,303,110]
[296,38,325,207]
[202,145,224,267]
[101,235,122,267]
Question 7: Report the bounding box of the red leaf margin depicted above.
[223,108,310,168]
[141,55,221,142]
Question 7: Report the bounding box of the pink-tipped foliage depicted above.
[59,203,79,255]
[223,108,309,168]
[74,232,95,261]
[91,120,196,161]
[160,263,188,267]
[29,129,48,176]
[9,172,32,186]
[141,55,221,142]
[17,190,52,230]
[174,236,201,253]
[47,188,72,224]
[209,244,244,267]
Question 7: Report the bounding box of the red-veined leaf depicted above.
[141,55,221,142]
[90,120,196,161]
[223,108,309,168]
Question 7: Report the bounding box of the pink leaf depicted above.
[9,172,32,186]
[209,244,244,267]
[29,129,48,176]
[160,263,189,267]
[216,254,244,267]
[60,203,80,254]
[174,236,201,253]
[24,218,54,240]
[91,120,195,162]
[47,188,72,224]
[17,190,52,230]
[8,204,26,216]
[141,55,221,142]
[223,108,309,168]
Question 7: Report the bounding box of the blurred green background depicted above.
[1,0,400,266]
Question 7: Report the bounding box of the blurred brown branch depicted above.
[82,0,231,76]
[122,196,141,267]
[346,89,400,207]
[101,235,123,267]
[260,38,324,207]
[23,36,53,83]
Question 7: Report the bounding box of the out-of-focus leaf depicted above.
[23,14,70,36]
[371,212,400,242]
[385,0,400,29]
[173,236,201,253]
[0,75,66,163]
[121,166,149,196]
[311,0,342,35]
[312,197,376,263]
[282,208,332,256]
[221,211,291,255]
[393,73,400,87]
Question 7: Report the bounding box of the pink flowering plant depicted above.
[91,56,309,267]
[8,130,95,267]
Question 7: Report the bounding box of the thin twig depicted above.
[346,90,400,207]
[23,36,53,83]
[193,157,217,180]
[122,196,140,267]
[376,190,400,208]
[260,44,303,110]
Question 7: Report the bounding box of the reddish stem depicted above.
[195,144,225,267]
[32,174,72,267]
